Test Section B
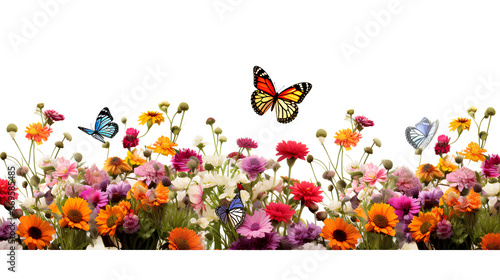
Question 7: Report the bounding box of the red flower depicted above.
[354,116,374,128]
[122,128,139,149]
[264,202,296,223]
[236,138,258,149]
[0,179,18,209]
[275,140,309,162]
[434,135,451,155]
[227,151,246,161]
[290,181,323,207]
[44,109,65,121]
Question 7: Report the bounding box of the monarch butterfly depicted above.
[251,66,312,123]
[78,107,119,143]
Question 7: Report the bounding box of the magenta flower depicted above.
[84,164,109,186]
[80,186,108,213]
[52,157,78,181]
[237,137,258,149]
[227,151,246,161]
[237,210,273,239]
[123,213,140,234]
[240,155,267,181]
[354,115,374,128]
[122,128,139,149]
[446,167,477,192]
[134,160,166,186]
[434,135,451,155]
[481,154,500,178]
[171,148,203,172]
[360,163,387,186]
[44,109,65,121]
[436,219,453,239]
[388,196,420,223]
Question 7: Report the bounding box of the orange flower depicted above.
[437,155,458,173]
[125,148,147,166]
[408,211,439,242]
[449,117,471,132]
[334,128,362,151]
[430,207,444,221]
[455,189,481,213]
[459,142,487,162]
[365,203,399,236]
[480,233,500,250]
[138,111,165,126]
[147,136,178,156]
[59,197,92,231]
[168,227,203,250]
[320,218,361,250]
[354,206,368,222]
[118,200,131,213]
[155,182,170,205]
[416,163,443,183]
[25,122,52,145]
[95,205,127,236]
[16,214,55,250]
[104,157,132,176]
[128,181,148,201]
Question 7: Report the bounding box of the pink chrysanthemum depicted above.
[171,148,203,172]
[388,196,420,223]
[240,155,267,181]
[122,128,139,149]
[134,160,166,186]
[52,157,78,181]
[237,210,273,238]
[264,202,296,223]
[275,140,309,162]
[44,109,65,121]
[79,186,108,213]
[237,137,258,149]
[354,115,374,128]
[446,167,477,192]
[434,135,451,155]
[290,181,323,207]
[84,164,109,186]
[481,154,500,178]
[393,166,421,193]
[360,163,387,186]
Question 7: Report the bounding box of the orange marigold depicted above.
[25,122,52,145]
[334,128,362,151]
[480,233,500,250]
[459,142,487,162]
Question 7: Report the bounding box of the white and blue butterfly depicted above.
[405,117,439,150]
[216,194,246,229]
[78,107,119,143]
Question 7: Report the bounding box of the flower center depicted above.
[373,214,389,228]
[249,158,259,165]
[174,238,190,250]
[111,192,122,203]
[420,221,432,234]
[111,157,120,165]
[28,226,42,239]
[250,223,261,231]
[67,209,83,223]
[332,229,347,242]
[423,164,432,173]
[106,215,118,228]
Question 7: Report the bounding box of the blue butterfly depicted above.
[78,107,119,143]
[405,117,439,150]
[216,194,246,229]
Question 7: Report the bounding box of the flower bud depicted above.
[473,183,482,193]
[22,181,28,188]
[373,138,382,147]
[347,109,354,115]
[158,101,170,110]
[306,155,314,163]
[336,180,347,192]
[30,175,40,186]
[455,155,464,164]
[272,162,281,172]
[316,129,327,138]
[316,211,328,221]
[121,117,127,124]
[143,149,152,158]
[415,148,422,155]
[37,103,44,109]
[206,117,216,125]
[342,195,351,203]
[161,177,171,187]
[63,132,72,141]
[460,188,470,197]
[219,135,227,143]
[102,141,110,149]
[55,141,64,149]
[16,166,29,177]
[73,153,83,163]
[6,123,18,133]
[178,172,188,178]
[178,102,189,111]
[171,126,181,135]
[364,147,373,154]
[214,127,223,135]
[479,131,488,141]
[204,163,214,171]
[253,200,263,210]
[308,203,319,213]
[467,106,477,118]
[0,152,6,160]
[322,170,335,180]
[486,107,496,116]
[328,184,334,192]
[489,177,498,184]
[12,209,23,219]
[382,159,393,170]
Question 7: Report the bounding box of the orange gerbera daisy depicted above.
[95,205,127,236]
[320,218,361,250]
[168,227,203,250]
[125,148,147,166]
[334,128,362,151]
[449,117,471,132]
[104,156,132,176]
[416,163,444,183]
[437,155,458,173]
[459,142,487,162]
[147,136,178,156]
[138,111,165,126]
[480,233,500,250]
[25,122,52,145]
[408,211,439,242]
[365,203,399,236]
[16,214,55,250]
[59,197,92,231]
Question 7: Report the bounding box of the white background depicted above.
[1,0,500,279]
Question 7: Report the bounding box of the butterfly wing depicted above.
[277,82,312,104]
[97,122,119,138]
[405,117,435,149]
[215,205,229,224]
[275,98,299,124]
[405,127,425,149]
[94,107,119,139]
[78,126,106,143]
[226,194,246,229]
[420,119,439,150]
[251,90,274,116]
[254,66,277,96]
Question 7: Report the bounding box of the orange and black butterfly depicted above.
[251,66,312,123]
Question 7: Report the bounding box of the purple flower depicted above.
[229,231,282,250]
[123,213,140,234]
[418,188,444,209]
[446,167,477,192]
[0,219,15,240]
[436,219,453,239]
[84,164,109,186]
[171,149,203,172]
[106,181,131,203]
[388,196,420,223]
[237,137,258,149]
[395,221,413,244]
[240,155,267,181]
[481,154,500,178]
[134,160,166,186]
[287,221,321,247]
[80,186,108,214]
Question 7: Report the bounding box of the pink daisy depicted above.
[237,137,258,149]
[52,157,78,181]
[354,115,374,128]
[237,210,273,238]
[44,109,65,121]
[360,163,387,186]
[240,155,267,181]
